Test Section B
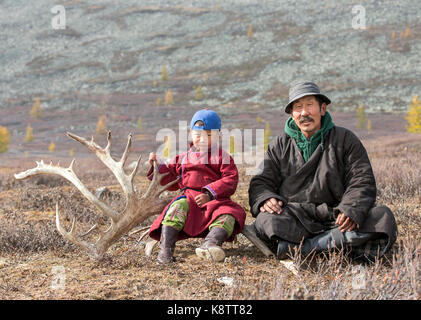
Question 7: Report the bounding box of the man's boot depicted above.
[276,240,300,260]
[157,225,179,264]
[276,228,346,259]
[300,227,345,255]
[196,227,228,262]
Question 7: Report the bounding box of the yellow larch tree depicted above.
[194,85,204,101]
[25,123,34,142]
[165,90,174,105]
[161,66,169,81]
[229,135,235,155]
[137,116,143,131]
[264,121,272,150]
[164,136,170,158]
[247,24,253,38]
[30,97,43,119]
[0,126,11,153]
[356,105,367,129]
[48,141,56,152]
[366,119,372,131]
[405,95,421,133]
[96,115,107,134]
[391,31,396,40]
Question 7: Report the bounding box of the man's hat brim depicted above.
[285,93,331,114]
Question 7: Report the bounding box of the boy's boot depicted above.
[157,225,179,264]
[196,227,228,262]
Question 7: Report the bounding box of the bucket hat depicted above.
[285,81,331,113]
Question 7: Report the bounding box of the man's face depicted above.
[291,95,326,139]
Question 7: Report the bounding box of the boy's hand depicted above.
[195,193,210,207]
[149,152,157,166]
[260,198,283,214]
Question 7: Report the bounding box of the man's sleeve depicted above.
[333,132,377,227]
[248,137,287,217]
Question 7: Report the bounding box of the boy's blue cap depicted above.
[190,109,221,130]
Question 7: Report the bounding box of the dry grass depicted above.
[0,134,420,300]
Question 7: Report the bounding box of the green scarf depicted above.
[284,111,335,162]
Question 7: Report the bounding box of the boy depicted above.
[147,109,246,264]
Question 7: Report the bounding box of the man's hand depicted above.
[195,193,211,208]
[336,213,357,232]
[260,198,283,214]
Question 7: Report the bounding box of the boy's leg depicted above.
[158,198,189,264]
[161,198,189,231]
[196,214,235,262]
[208,214,235,238]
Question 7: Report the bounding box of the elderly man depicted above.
[248,81,397,261]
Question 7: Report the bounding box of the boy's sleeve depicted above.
[146,155,180,191]
[201,153,238,199]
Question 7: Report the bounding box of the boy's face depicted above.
[191,129,219,150]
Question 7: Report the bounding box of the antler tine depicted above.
[141,160,180,199]
[67,132,98,152]
[95,223,113,244]
[69,158,76,170]
[119,133,132,167]
[129,154,142,183]
[105,131,112,154]
[55,203,99,259]
[156,177,180,196]
[67,131,133,197]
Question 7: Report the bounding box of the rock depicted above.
[0,258,8,268]
[217,276,234,286]
[95,187,112,199]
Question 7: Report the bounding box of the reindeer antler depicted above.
[14,131,177,260]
